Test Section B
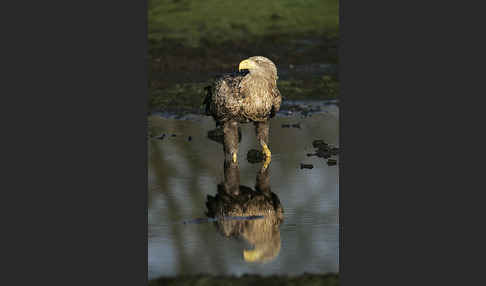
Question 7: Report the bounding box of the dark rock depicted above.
[188,136,192,141]
[155,133,166,140]
[316,149,331,159]
[300,163,313,169]
[327,159,337,166]
[330,147,340,155]
[282,123,301,129]
[207,128,223,143]
[312,139,328,149]
[247,149,265,163]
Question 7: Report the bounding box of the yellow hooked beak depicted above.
[238,59,255,71]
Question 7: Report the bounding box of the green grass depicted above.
[148,0,339,47]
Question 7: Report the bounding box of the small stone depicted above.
[327,159,337,166]
[207,128,224,143]
[300,163,314,169]
[312,139,328,149]
[188,136,192,141]
[316,149,331,159]
[247,149,265,163]
[330,147,340,155]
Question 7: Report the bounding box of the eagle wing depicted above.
[203,70,281,122]
[204,71,249,123]
[271,85,282,118]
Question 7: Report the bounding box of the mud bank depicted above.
[149,273,339,286]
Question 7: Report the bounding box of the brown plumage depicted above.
[204,56,282,168]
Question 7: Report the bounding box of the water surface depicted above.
[148,103,339,279]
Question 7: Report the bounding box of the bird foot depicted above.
[243,249,263,262]
[261,141,272,171]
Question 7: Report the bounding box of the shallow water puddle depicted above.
[148,104,339,279]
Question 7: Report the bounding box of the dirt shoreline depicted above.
[149,273,339,286]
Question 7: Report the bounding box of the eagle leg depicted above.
[255,121,271,171]
[223,120,239,164]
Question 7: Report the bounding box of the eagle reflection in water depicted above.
[205,158,284,263]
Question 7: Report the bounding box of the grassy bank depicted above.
[149,0,339,47]
[148,0,340,114]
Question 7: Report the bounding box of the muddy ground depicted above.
[149,273,339,286]
[148,33,339,115]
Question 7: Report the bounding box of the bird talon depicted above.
[262,159,270,171]
[261,141,272,170]
[261,142,272,160]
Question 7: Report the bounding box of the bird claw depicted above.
[262,159,270,172]
[261,141,272,171]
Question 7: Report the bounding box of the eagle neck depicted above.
[247,73,276,87]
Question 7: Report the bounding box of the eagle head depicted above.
[238,56,278,81]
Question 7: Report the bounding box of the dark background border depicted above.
[3,0,147,285]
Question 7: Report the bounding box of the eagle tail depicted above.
[270,106,276,118]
